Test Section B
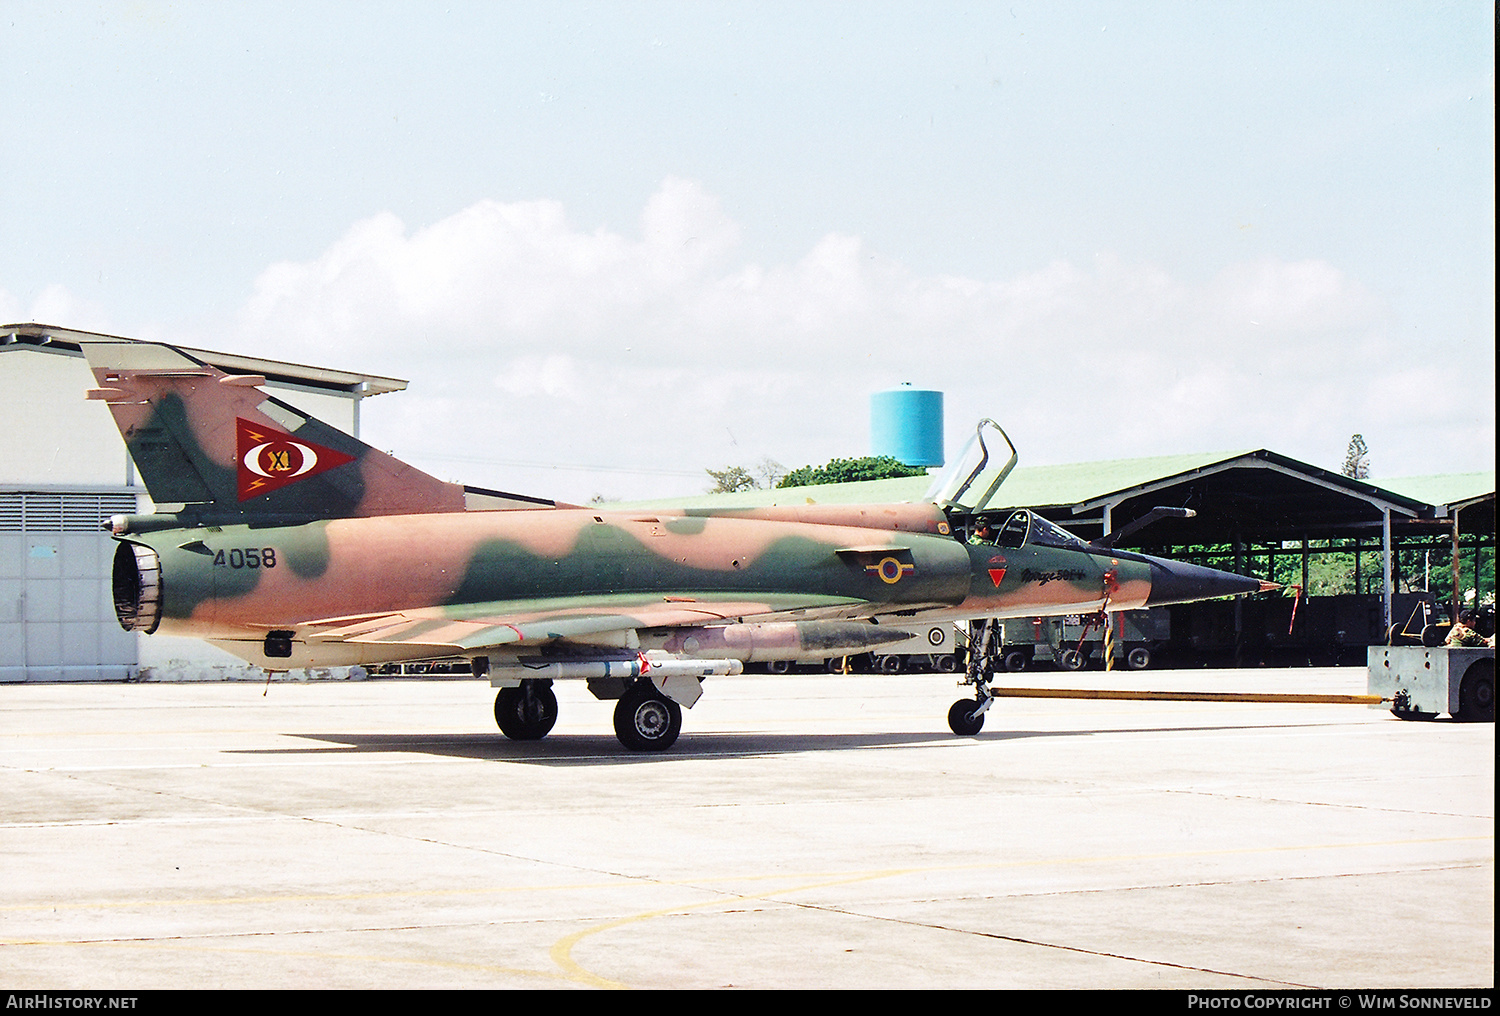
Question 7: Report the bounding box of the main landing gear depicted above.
[613,682,683,751]
[494,680,558,740]
[493,677,684,751]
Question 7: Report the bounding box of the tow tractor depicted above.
[1367,645,1495,722]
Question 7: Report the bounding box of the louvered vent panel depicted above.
[0,493,21,532]
[0,491,139,532]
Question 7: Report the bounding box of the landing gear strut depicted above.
[494,680,558,740]
[948,618,998,736]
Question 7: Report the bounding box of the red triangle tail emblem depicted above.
[236,418,356,501]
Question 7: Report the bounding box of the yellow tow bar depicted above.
[986,687,1386,705]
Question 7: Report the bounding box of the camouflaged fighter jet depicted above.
[82,339,1272,750]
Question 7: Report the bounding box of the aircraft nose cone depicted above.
[1144,558,1268,606]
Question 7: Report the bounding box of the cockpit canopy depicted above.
[982,508,1092,551]
[925,419,1018,513]
[926,419,1093,551]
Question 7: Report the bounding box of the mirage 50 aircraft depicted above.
[81,338,1271,750]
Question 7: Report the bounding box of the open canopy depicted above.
[925,418,1019,513]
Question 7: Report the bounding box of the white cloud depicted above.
[493,355,584,401]
[228,179,1493,502]
[2,283,118,335]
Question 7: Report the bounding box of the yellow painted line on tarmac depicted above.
[548,868,917,989]
[545,833,1493,988]
[5,834,1490,988]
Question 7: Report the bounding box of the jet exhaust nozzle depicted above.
[112,542,162,633]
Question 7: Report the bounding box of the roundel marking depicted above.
[243,441,320,479]
[870,556,914,584]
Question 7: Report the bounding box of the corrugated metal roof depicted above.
[1378,472,1495,510]
[1,322,409,397]
[982,451,1261,509]
[628,450,1438,513]
[624,451,1494,543]
[625,452,1282,511]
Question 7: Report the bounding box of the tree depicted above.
[1342,434,1369,479]
[705,458,785,494]
[705,465,758,493]
[751,457,786,490]
[775,455,929,489]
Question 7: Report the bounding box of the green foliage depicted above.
[705,465,759,494]
[1147,537,1493,603]
[705,458,786,494]
[775,455,929,488]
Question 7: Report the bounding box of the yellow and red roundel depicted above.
[236,418,356,501]
[866,556,916,584]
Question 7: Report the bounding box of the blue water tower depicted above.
[870,385,944,467]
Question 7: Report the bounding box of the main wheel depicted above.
[766,659,793,675]
[1059,649,1086,671]
[1126,646,1152,671]
[878,654,903,674]
[494,681,558,740]
[614,684,683,751]
[947,699,985,736]
[1456,660,1494,722]
[1002,650,1028,673]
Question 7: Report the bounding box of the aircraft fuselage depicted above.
[112,507,1168,668]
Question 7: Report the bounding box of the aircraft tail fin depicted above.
[79,339,468,521]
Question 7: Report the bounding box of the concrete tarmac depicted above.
[1,667,1492,990]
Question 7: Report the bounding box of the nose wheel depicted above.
[947,698,986,735]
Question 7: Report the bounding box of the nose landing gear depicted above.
[948,618,998,736]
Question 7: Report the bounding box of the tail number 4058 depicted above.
[213,548,277,569]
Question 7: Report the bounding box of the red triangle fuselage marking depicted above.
[236,418,356,501]
[988,567,1007,587]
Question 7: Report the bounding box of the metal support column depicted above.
[1382,509,1393,633]
[1452,515,1462,616]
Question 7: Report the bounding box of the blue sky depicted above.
[2,2,1493,502]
